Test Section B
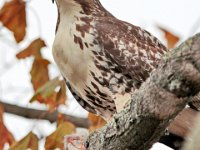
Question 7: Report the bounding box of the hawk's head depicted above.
[52,0,111,16]
[51,0,105,16]
[52,0,96,7]
[52,0,101,33]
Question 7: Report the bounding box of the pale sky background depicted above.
[1,0,200,149]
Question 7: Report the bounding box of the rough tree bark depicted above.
[86,33,200,150]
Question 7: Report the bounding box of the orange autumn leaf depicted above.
[30,77,60,105]
[45,122,75,150]
[16,38,46,59]
[88,113,106,132]
[30,58,50,91]
[9,132,38,150]
[56,80,67,106]
[16,38,48,91]
[158,26,180,49]
[0,0,26,43]
[30,78,67,111]
[36,92,58,111]
[0,105,15,149]
[57,113,69,127]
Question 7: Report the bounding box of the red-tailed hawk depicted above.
[52,0,198,120]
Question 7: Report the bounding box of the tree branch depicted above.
[0,101,90,128]
[86,33,200,150]
[183,113,200,150]
[160,108,198,149]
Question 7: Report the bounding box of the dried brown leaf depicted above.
[16,38,46,59]
[0,106,15,149]
[56,80,67,106]
[0,0,26,43]
[158,26,180,49]
[30,58,50,91]
[9,132,38,150]
[45,122,75,150]
[88,113,106,132]
[30,78,67,111]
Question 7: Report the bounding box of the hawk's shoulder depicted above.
[95,17,168,82]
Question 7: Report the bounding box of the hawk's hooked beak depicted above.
[52,0,55,3]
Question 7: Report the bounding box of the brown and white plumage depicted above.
[52,0,169,120]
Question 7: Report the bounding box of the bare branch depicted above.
[168,108,198,138]
[183,113,200,150]
[0,101,90,128]
[86,33,200,150]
